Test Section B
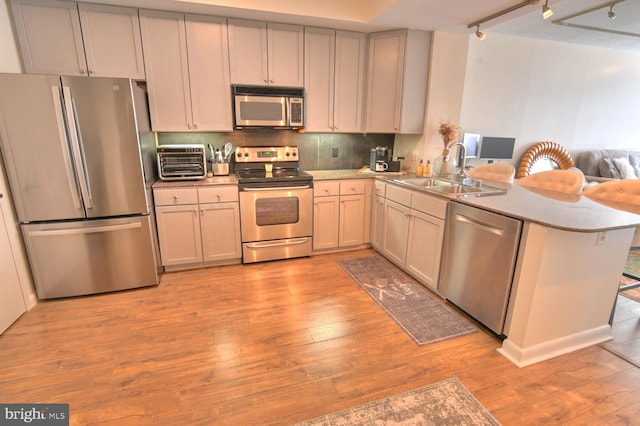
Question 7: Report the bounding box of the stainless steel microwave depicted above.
[232,85,304,129]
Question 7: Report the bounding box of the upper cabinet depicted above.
[228,19,304,87]
[9,0,145,78]
[365,29,431,134]
[139,10,232,132]
[304,28,366,133]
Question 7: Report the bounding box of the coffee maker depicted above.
[370,146,400,172]
[370,146,388,171]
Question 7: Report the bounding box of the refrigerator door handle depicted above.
[51,86,82,210]
[62,85,93,210]
[28,221,142,237]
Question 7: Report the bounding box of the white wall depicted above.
[399,31,640,170]
[0,0,37,308]
[460,34,640,166]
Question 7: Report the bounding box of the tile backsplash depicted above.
[157,130,395,171]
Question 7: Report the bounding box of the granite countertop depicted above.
[308,168,406,180]
[152,175,238,188]
[374,174,640,233]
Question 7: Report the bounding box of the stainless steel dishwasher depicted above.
[439,202,522,335]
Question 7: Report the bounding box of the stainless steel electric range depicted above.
[234,146,313,263]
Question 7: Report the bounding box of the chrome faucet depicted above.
[448,141,467,180]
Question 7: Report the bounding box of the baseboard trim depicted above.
[497,325,613,367]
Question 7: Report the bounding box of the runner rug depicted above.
[337,256,476,345]
[293,377,500,426]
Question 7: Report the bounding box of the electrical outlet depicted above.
[596,231,607,246]
[331,147,339,157]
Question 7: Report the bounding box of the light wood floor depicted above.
[1,248,640,425]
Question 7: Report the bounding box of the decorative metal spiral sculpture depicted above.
[516,141,575,179]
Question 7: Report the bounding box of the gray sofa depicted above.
[576,149,640,182]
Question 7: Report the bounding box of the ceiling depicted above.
[90,0,640,52]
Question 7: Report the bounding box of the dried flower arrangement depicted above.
[438,121,461,149]
[436,120,461,177]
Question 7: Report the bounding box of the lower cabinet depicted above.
[376,182,446,291]
[154,185,241,268]
[313,179,370,251]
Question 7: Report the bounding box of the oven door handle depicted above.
[242,185,311,191]
[245,238,310,248]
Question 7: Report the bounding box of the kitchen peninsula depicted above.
[313,170,640,367]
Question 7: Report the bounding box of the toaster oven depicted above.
[157,144,206,180]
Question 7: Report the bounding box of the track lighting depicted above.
[608,5,616,19]
[467,0,538,40]
[542,0,554,19]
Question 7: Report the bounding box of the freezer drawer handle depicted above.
[29,222,141,237]
[455,213,505,237]
[245,238,309,249]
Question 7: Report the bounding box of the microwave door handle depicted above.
[285,98,291,127]
[52,86,83,210]
[62,86,93,209]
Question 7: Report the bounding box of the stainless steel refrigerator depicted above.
[0,73,159,299]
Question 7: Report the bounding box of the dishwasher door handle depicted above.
[455,213,505,237]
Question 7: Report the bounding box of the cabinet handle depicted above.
[173,195,178,202]
[193,123,198,130]
[217,194,221,200]
[187,123,192,130]
[269,79,274,83]
[80,68,86,74]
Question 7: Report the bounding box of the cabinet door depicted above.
[304,27,334,132]
[339,194,365,247]
[10,0,87,75]
[268,22,304,87]
[0,204,26,334]
[371,195,385,250]
[334,31,365,133]
[185,15,233,131]
[78,3,145,79]
[200,202,242,262]
[155,204,202,266]
[365,30,405,133]
[382,199,410,267]
[227,19,269,85]
[405,210,444,289]
[139,10,192,131]
[313,195,339,250]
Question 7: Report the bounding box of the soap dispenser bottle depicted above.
[416,160,425,177]
[424,160,432,177]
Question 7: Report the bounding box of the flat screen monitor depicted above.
[456,133,479,165]
[478,137,516,163]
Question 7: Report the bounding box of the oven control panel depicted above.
[235,146,299,162]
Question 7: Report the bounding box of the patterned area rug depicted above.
[337,256,476,345]
[294,377,500,426]
[621,248,640,303]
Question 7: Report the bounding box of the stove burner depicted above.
[234,146,312,188]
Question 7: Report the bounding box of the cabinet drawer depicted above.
[373,180,386,197]
[198,186,239,203]
[340,179,366,195]
[385,184,412,207]
[411,192,448,219]
[154,188,198,206]
[314,181,340,197]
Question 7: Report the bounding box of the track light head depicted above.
[475,25,486,40]
[608,5,616,20]
[542,0,554,19]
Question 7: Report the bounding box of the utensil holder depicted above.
[213,163,229,176]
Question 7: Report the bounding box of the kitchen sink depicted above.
[392,177,507,197]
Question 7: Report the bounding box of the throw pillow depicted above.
[599,158,622,179]
[629,154,640,178]
[612,157,638,179]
